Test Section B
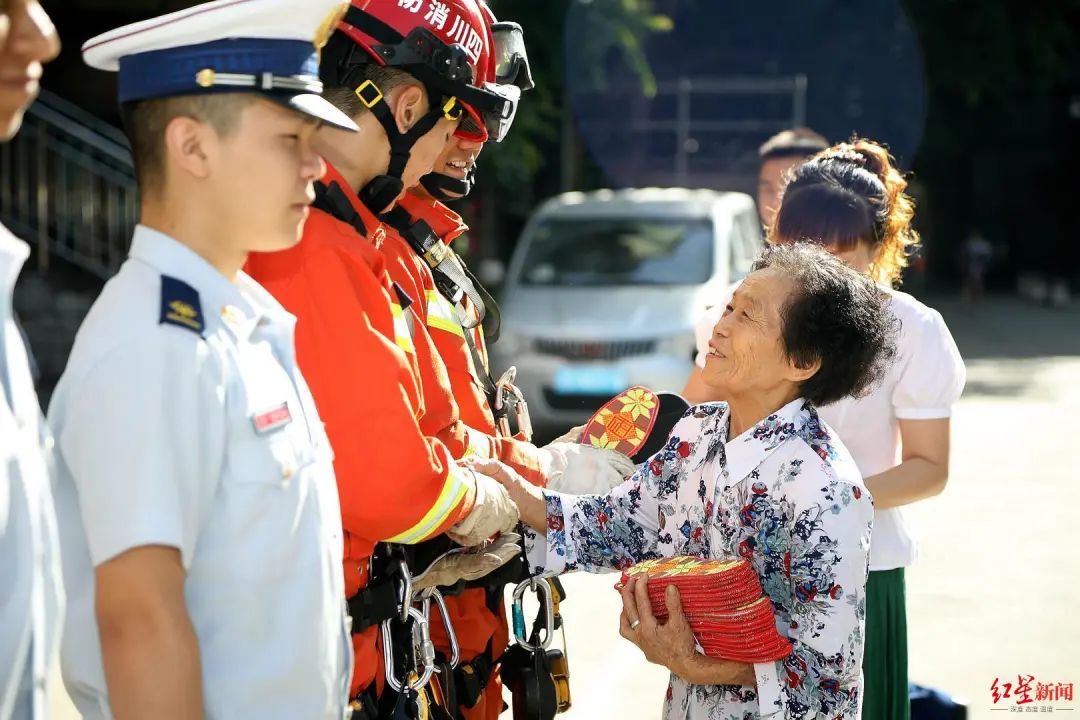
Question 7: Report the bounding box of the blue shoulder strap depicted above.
[159,275,204,336]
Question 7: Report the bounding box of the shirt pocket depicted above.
[239,432,294,481]
[218,421,320,580]
[229,397,314,486]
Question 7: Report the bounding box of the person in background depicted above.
[755,126,829,230]
[0,1,63,718]
[682,126,828,405]
[684,139,966,720]
[960,227,992,304]
[47,1,359,717]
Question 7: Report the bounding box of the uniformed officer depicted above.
[47,1,359,718]
[0,1,63,718]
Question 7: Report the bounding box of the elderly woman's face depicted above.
[701,267,803,397]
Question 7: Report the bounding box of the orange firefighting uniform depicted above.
[244,163,485,699]
[379,188,547,720]
[392,191,501,434]
[247,164,548,708]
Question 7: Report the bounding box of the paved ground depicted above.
[51,295,1080,718]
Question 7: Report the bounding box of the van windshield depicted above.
[518,216,714,287]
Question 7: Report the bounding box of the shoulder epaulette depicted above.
[159,275,204,336]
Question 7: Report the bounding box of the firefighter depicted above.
[375,9,636,718]
[243,1,526,716]
[249,2,637,716]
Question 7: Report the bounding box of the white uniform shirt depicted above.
[694,281,966,570]
[0,225,64,720]
[49,226,352,720]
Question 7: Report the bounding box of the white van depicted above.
[490,187,762,434]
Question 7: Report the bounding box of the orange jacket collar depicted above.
[399,190,468,244]
[320,162,386,247]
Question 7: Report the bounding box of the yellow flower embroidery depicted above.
[618,387,657,420]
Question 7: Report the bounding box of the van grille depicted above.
[532,338,657,361]
[542,389,617,411]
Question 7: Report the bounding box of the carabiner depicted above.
[508,383,533,442]
[493,366,517,413]
[511,576,554,651]
[381,605,436,693]
[393,558,412,623]
[421,588,460,669]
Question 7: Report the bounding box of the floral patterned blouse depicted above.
[525,399,874,719]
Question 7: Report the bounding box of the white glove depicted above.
[539,441,636,494]
[413,533,522,590]
[549,424,586,444]
[447,469,520,546]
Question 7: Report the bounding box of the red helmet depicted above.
[416,1,533,201]
[331,0,510,142]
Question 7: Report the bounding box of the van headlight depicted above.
[656,333,699,362]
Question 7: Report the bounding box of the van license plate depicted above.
[553,366,628,395]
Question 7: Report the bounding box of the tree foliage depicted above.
[480,0,671,217]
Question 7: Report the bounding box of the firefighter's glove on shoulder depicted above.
[447,469,520,546]
[413,533,522,590]
[539,442,636,494]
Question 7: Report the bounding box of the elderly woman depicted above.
[471,243,898,719]
[684,139,967,719]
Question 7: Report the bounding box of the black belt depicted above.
[351,681,457,720]
[350,537,486,634]
[347,580,401,634]
[451,641,497,710]
[381,205,503,343]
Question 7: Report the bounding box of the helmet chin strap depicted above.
[356,81,446,214]
[418,165,474,202]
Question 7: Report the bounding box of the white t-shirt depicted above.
[693,281,966,571]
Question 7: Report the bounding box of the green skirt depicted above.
[862,568,909,720]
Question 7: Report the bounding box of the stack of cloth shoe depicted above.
[615,556,793,663]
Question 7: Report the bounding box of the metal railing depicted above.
[0,89,136,278]
[574,73,809,189]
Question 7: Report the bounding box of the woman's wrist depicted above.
[667,653,690,682]
[515,481,548,532]
[671,652,757,687]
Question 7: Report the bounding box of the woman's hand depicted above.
[619,575,757,687]
[619,576,698,671]
[464,457,548,533]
